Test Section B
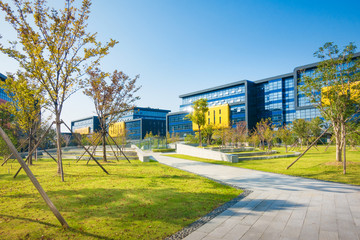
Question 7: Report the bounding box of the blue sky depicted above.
[1,0,360,127]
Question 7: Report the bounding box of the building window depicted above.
[219,109,221,114]
[219,117,221,124]
[208,118,210,124]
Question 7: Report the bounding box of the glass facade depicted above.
[125,120,141,140]
[0,74,11,103]
[180,85,246,111]
[71,116,101,134]
[168,113,193,137]
[256,78,283,126]
[283,77,296,125]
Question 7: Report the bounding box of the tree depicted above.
[292,119,310,150]
[186,99,208,147]
[0,0,117,181]
[202,124,214,145]
[84,69,139,162]
[308,117,324,146]
[254,118,273,152]
[276,125,294,153]
[300,42,360,165]
[232,121,248,148]
[0,72,43,165]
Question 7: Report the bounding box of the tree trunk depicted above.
[285,144,288,153]
[102,131,107,162]
[334,126,342,162]
[198,125,202,147]
[343,124,346,174]
[55,114,64,182]
[28,130,33,165]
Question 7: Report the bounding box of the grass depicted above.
[0,158,241,240]
[165,146,360,185]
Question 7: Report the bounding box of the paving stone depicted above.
[222,224,250,240]
[153,153,360,240]
[182,231,207,240]
[319,231,338,240]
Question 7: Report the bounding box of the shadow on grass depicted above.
[19,187,239,225]
[0,214,112,240]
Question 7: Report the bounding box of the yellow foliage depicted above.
[321,81,360,106]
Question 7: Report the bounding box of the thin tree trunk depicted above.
[55,114,64,182]
[198,125,202,147]
[102,131,107,162]
[334,125,342,162]
[28,129,33,165]
[343,124,346,174]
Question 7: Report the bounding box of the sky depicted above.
[1,0,360,130]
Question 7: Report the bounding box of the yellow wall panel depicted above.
[74,127,90,135]
[109,121,126,137]
[192,104,230,131]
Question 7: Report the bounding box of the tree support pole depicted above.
[287,126,331,170]
[42,148,57,163]
[87,143,99,165]
[2,136,30,166]
[0,126,69,228]
[13,122,55,178]
[62,121,109,174]
[106,135,120,162]
[76,133,102,163]
[106,131,131,163]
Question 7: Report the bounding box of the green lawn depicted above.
[0,159,241,239]
[165,146,360,185]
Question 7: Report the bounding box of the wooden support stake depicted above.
[106,135,120,162]
[2,136,30,166]
[0,126,69,228]
[76,133,101,163]
[106,131,131,163]
[62,121,109,175]
[13,123,54,178]
[42,148,57,163]
[287,126,331,170]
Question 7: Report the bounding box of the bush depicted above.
[152,148,176,153]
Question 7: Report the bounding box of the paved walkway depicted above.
[152,153,360,240]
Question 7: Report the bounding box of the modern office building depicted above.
[167,53,360,137]
[109,107,170,140]
[72,107,170,141]
[71,116,101,135]
[0,73,11,104]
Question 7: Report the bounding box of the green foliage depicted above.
[152,148,176,153]
[276,125,294,152]
[292,119,310,149]
[0,127,17,157]
[0,159,241,239]
[202,124,214,145]
[186,99,209,146]
[184,134,198,144]
[254,118,274,152]
[299,42,360,164]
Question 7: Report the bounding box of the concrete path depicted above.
[152,153,360,240]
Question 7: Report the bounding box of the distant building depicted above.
[0,73,11,104]
[71,116,101,135]
[109,107,170,140]
[71,107,170,141]
[167,53,360,137]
